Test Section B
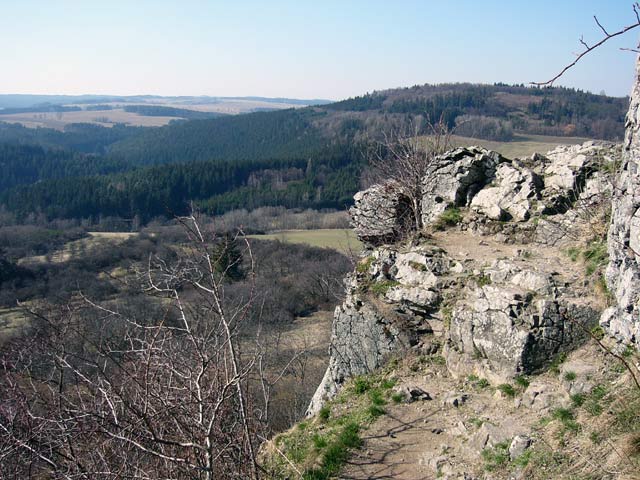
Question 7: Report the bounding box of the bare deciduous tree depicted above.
[0,215,266,479]
[368,118,452,232]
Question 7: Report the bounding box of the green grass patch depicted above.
[353,377,370,394]
[549,352,567,375]
[368,279,400,296]
[571,393,586,407]
[368,389,387,406]
[583,240,608,276]
[474,273,492,287]
[318,406,331,422]
[367,405,386,418]
[265,373,399,479]
[433,207,463,231]
[497,383,516,397]
[552,408,574,423]
[563,371,577,382]
[512,449,532,468]
[552,408,581,434]
[469,417,485,428]
[475,378,490,389]
[391,392,405,403]
[356,256,374,274]
[312,433,328,449]
[380,378,396,389]
[408,260,427,271]
[515,375,530,389]
[482,441,510,471]
[566,247,581,262]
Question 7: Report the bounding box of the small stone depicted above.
[408,386,432,401]
[427,455,450,474]
[509,435,532,460]
[443,392,469,408]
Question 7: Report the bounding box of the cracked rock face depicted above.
[421,147,505,226]
[350,183,414,246]
[470,161,542,222]
[540,141,617,215]
[307,246,452,415]
[602,57,640,349]
[445,260,599,382]
[306,277,414,416]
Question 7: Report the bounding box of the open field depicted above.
[0,99,307,129]
[88,231,138,240]
[450,133,594,158]
[18,231,139,265]
[248,229,361,254]
[0,109,177,129]
[0,308,30,344]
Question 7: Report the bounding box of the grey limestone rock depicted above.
[445,260,599,382]
[307,289,413,415]
[350,183,414,246]
[509,435,532,461]
[602,56,640,349]
[559,360,596,396]
[421,147,506,226]
[540,141,618,215]
[470,161,543,222]
[522,382,568,412]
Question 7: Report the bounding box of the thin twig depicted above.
[532,4,640,86]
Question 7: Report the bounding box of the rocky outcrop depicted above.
[307,288,413,414]
[445,260,599,383]
[602,57,640,349]
[350,184,414,246]
[470,161,542,221]
[539,141,617,215]
[307,246,453,415]
[420,147,505,226]
[310,140,621,414]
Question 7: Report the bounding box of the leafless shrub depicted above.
[0,215,270,479]
[368,118,453,233]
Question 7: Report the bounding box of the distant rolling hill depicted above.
[0,82,628,223]
[0,94,333,129]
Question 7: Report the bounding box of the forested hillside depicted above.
[0,122,145,154]
[0,144,363,220]
[108,108,330,166]
[326,83,627,140]
[0,83,628,224]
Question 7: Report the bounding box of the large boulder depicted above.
[470,161,543,221]
[307,245,456,415]
[540,141,617,214]
[421,147,506,226]
[350,183,414,246]
[445,260,599,382]
[307,280,413,415]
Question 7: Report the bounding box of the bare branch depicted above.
[532,5,640,86]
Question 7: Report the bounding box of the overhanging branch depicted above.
[532,3,640,86]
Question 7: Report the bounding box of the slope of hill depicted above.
[0,83,628,223]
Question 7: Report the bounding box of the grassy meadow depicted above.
[450,133,593,158]
[248,229,362,254]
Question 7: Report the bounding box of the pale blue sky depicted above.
[0,0,637,99]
